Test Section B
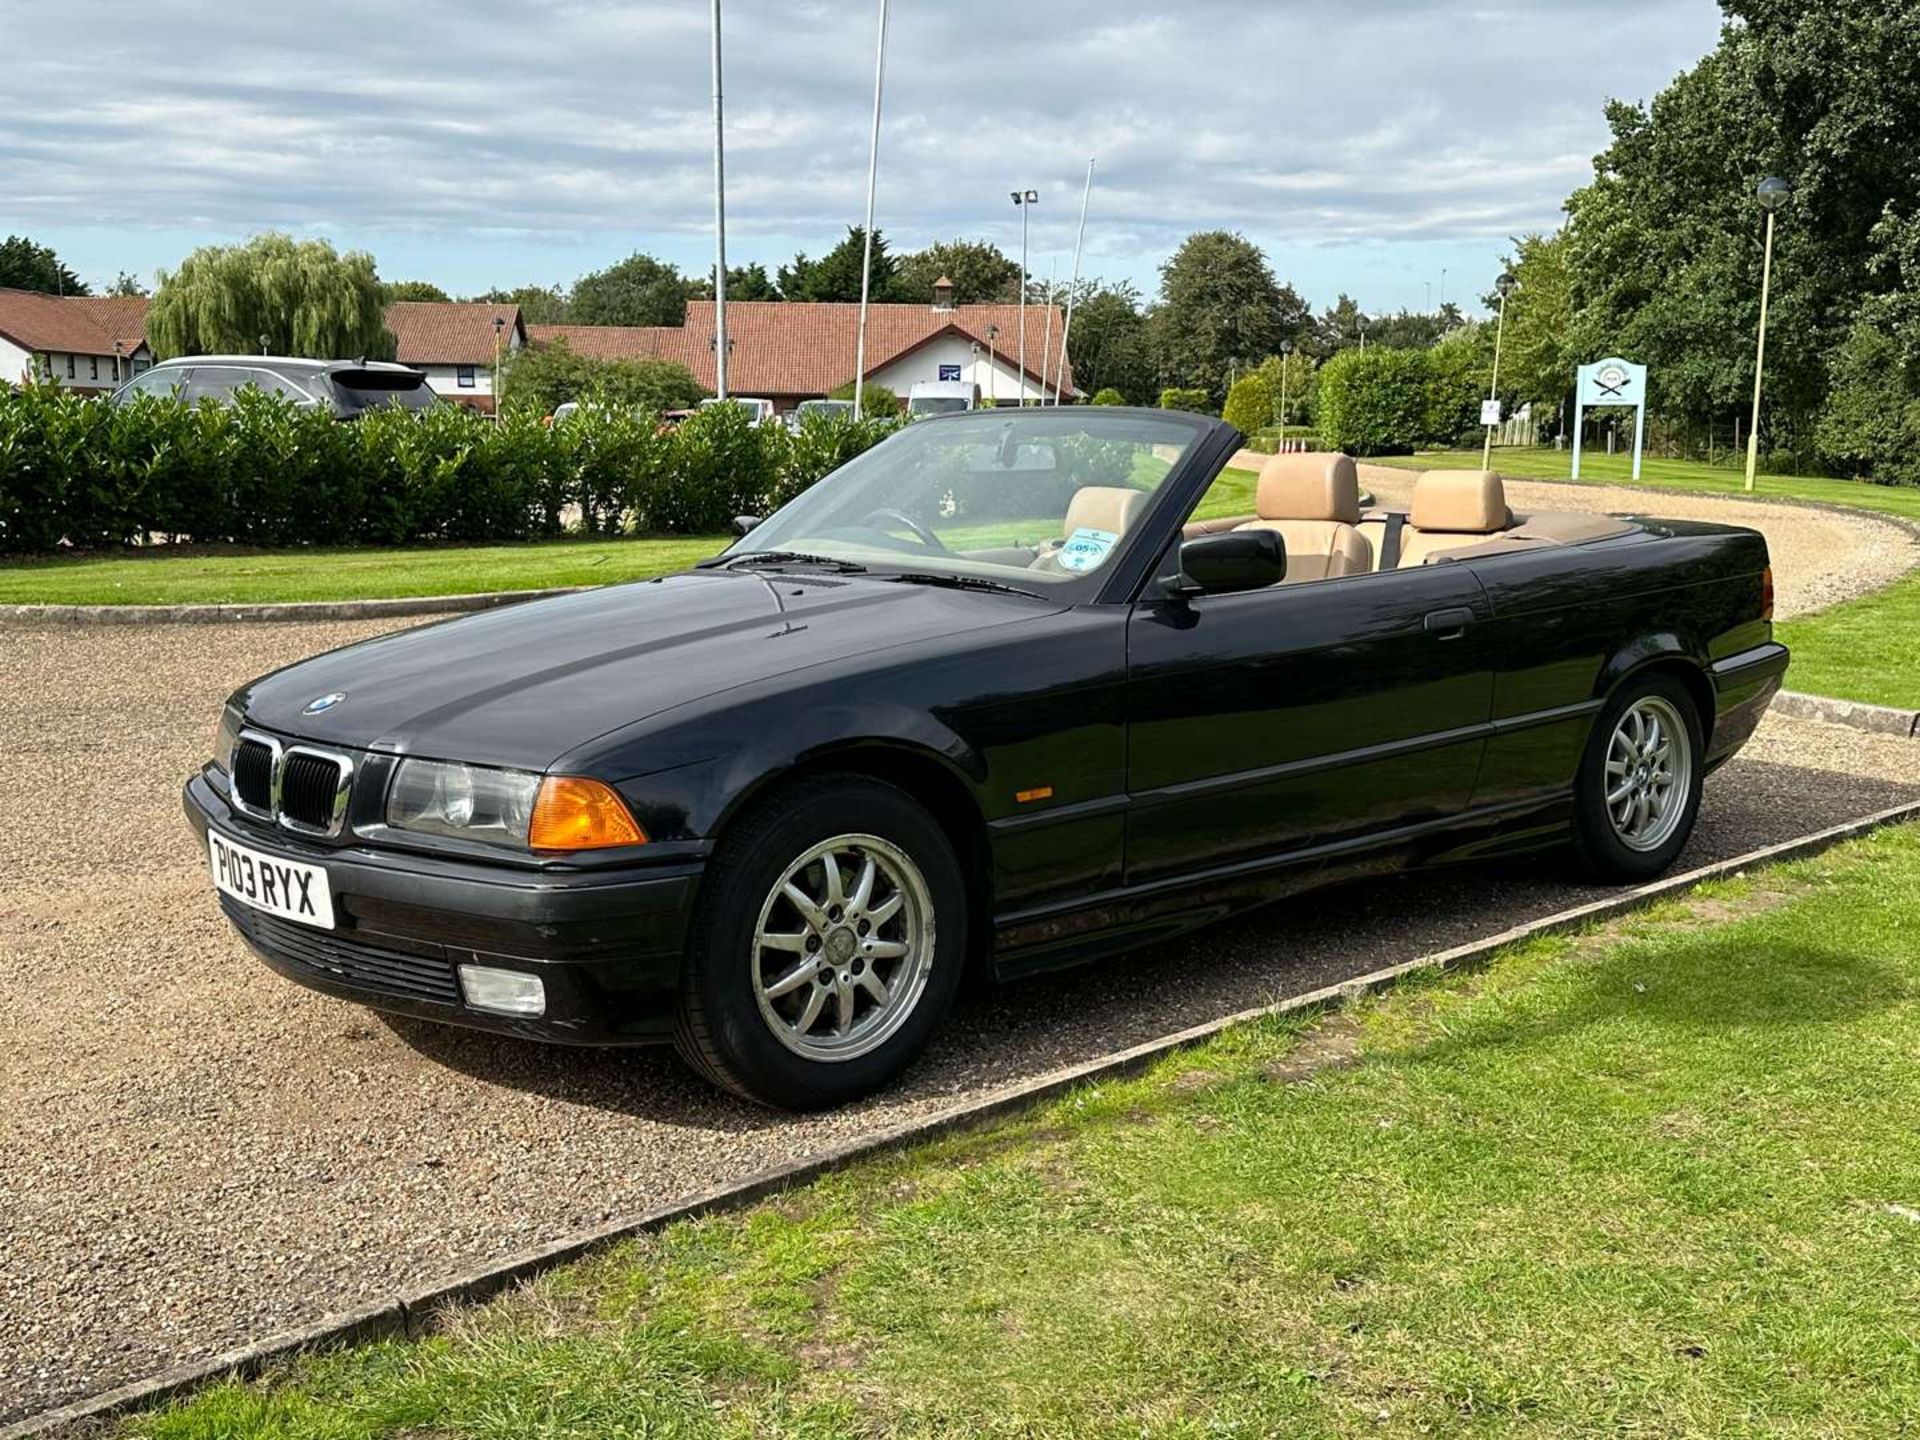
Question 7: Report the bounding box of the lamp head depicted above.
[1024,189,1039,204]
[1496,272,1517,298]
[493,315,506,333]
[1756,176,1790,211]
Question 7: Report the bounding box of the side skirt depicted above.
[989,794,1572,981]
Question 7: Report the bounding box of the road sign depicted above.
[1571,357,1648,481]
[1480,399,1504,427]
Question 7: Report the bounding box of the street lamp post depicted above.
[985,323,1000,406]
[1744,176,1791,493]
[1011,189,1037,405]
[710,0,730,401]
[1481,272,1517,468]
[492,315,506,414]
[112,340,123,386]
[852,0,891,419]
[1278,339,1294,447]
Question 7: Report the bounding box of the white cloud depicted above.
[0,0,1724,298]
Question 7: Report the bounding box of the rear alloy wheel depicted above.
[674,776,966,1109]
[1571,673,1705,882]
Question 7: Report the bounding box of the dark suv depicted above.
[110,357,438,419]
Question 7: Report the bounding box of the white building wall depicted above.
[0,340,145,392]
[868,330,1069,406]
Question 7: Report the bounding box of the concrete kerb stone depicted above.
[0,587,587,627]
[11,794,1920,1440]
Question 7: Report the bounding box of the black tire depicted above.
[672,774,968,1109]
[1569,671,1705,883]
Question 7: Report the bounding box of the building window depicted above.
[90,356,100,380]
[66,354,76,379]
[456,365,476,388]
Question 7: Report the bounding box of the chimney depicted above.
[931,276,955,312]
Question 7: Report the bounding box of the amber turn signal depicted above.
[529,776,646,852]
[1761,564,1775,622]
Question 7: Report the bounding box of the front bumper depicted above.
[183,771,702,1044]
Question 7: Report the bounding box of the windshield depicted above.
[726,410,1207,598]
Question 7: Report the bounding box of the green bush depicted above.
[1158,387,1212,414]
[827,380,904,417]
[501,339,706,418]
[1090,387,1126,406]
[0,381,904,554]
[1221,372,1274,435]
[1815,318,1920,486]
[1316,348,1445,457]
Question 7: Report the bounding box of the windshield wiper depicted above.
[705,550,868,573]
[878,571,1043,600]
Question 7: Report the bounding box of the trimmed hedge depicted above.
[0,385,903,553]
[1315,345,1481,457]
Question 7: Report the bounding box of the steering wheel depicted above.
[859,507,949,553]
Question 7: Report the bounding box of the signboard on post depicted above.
[1571,357,1648,481]
[1480,399,1504,427]
[938,364,962,382]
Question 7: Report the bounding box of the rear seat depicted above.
[1397,469,1514,567]
[1233,452,1372,581]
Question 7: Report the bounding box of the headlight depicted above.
[387,760,540,849]
[213,703,243,773]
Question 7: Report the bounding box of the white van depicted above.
[907,381,980,418]
[698,396,778,427]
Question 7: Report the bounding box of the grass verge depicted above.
[0,469,1262,606]
[128,825,1920,1438]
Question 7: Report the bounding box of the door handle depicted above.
[1423,606,1475,638]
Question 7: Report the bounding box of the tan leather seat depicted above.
[1061,485,1146,538]
[1398,470,1513,567]
[1234,452,1372,581]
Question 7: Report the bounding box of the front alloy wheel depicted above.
[674,775,967,1109]
[752,834,935,1062]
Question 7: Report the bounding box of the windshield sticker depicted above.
[1057,527,1119,573]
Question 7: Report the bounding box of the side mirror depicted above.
[1170,529,1286,596]
[731,515,763,538]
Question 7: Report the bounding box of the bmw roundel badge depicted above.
[303,692,347,716]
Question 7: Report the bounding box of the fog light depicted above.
[457,964,546,1017]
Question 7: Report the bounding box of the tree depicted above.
[694,262,779,302]
[106,271,148,298]
[0,235,88,295]
[1362,310,1450,350]
[895,240,1020,304]
[779,228,906,303]
[146,233,392,360]
[1563,0,1920,444]
[470,285,572,324]
[1062,281,1153,403]
[501,337,706,416]
[1313,295,1369,356]
[1488,231,1576,414]
[381,279,451,303]
[1149,232,1304,397]
[570,253,695,327]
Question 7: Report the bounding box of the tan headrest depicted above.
[1256,452,1361,525]
[1062,485,1145,537]
[1410,470,1511,533]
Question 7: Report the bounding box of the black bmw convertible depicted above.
[184,408,1787,1107]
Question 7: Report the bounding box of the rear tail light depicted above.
[1761,565,1775,622]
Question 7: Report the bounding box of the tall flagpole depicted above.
[1054,157,1094,404]
[709,0,729,400]
[852,0,891,420]
[1039,256,1057,407]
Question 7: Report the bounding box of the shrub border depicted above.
[10,796,1920,1439]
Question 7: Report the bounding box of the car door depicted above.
[1123,565,1496,885]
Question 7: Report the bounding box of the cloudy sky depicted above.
[5,0,1723,315]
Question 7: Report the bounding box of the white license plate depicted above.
[208,829,335,930]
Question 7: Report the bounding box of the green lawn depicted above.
[0,467,1262,606]
[1381,446,1920,523]
[0,536,729,606]
[129,826,1920,1438]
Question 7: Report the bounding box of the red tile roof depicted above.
[530,300,1075,399]
[385,302,525,365]
[0,289,150,357]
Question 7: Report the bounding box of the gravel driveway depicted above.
[5,558,1919,1421]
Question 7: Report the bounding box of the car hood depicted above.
[236,570,1058,772]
